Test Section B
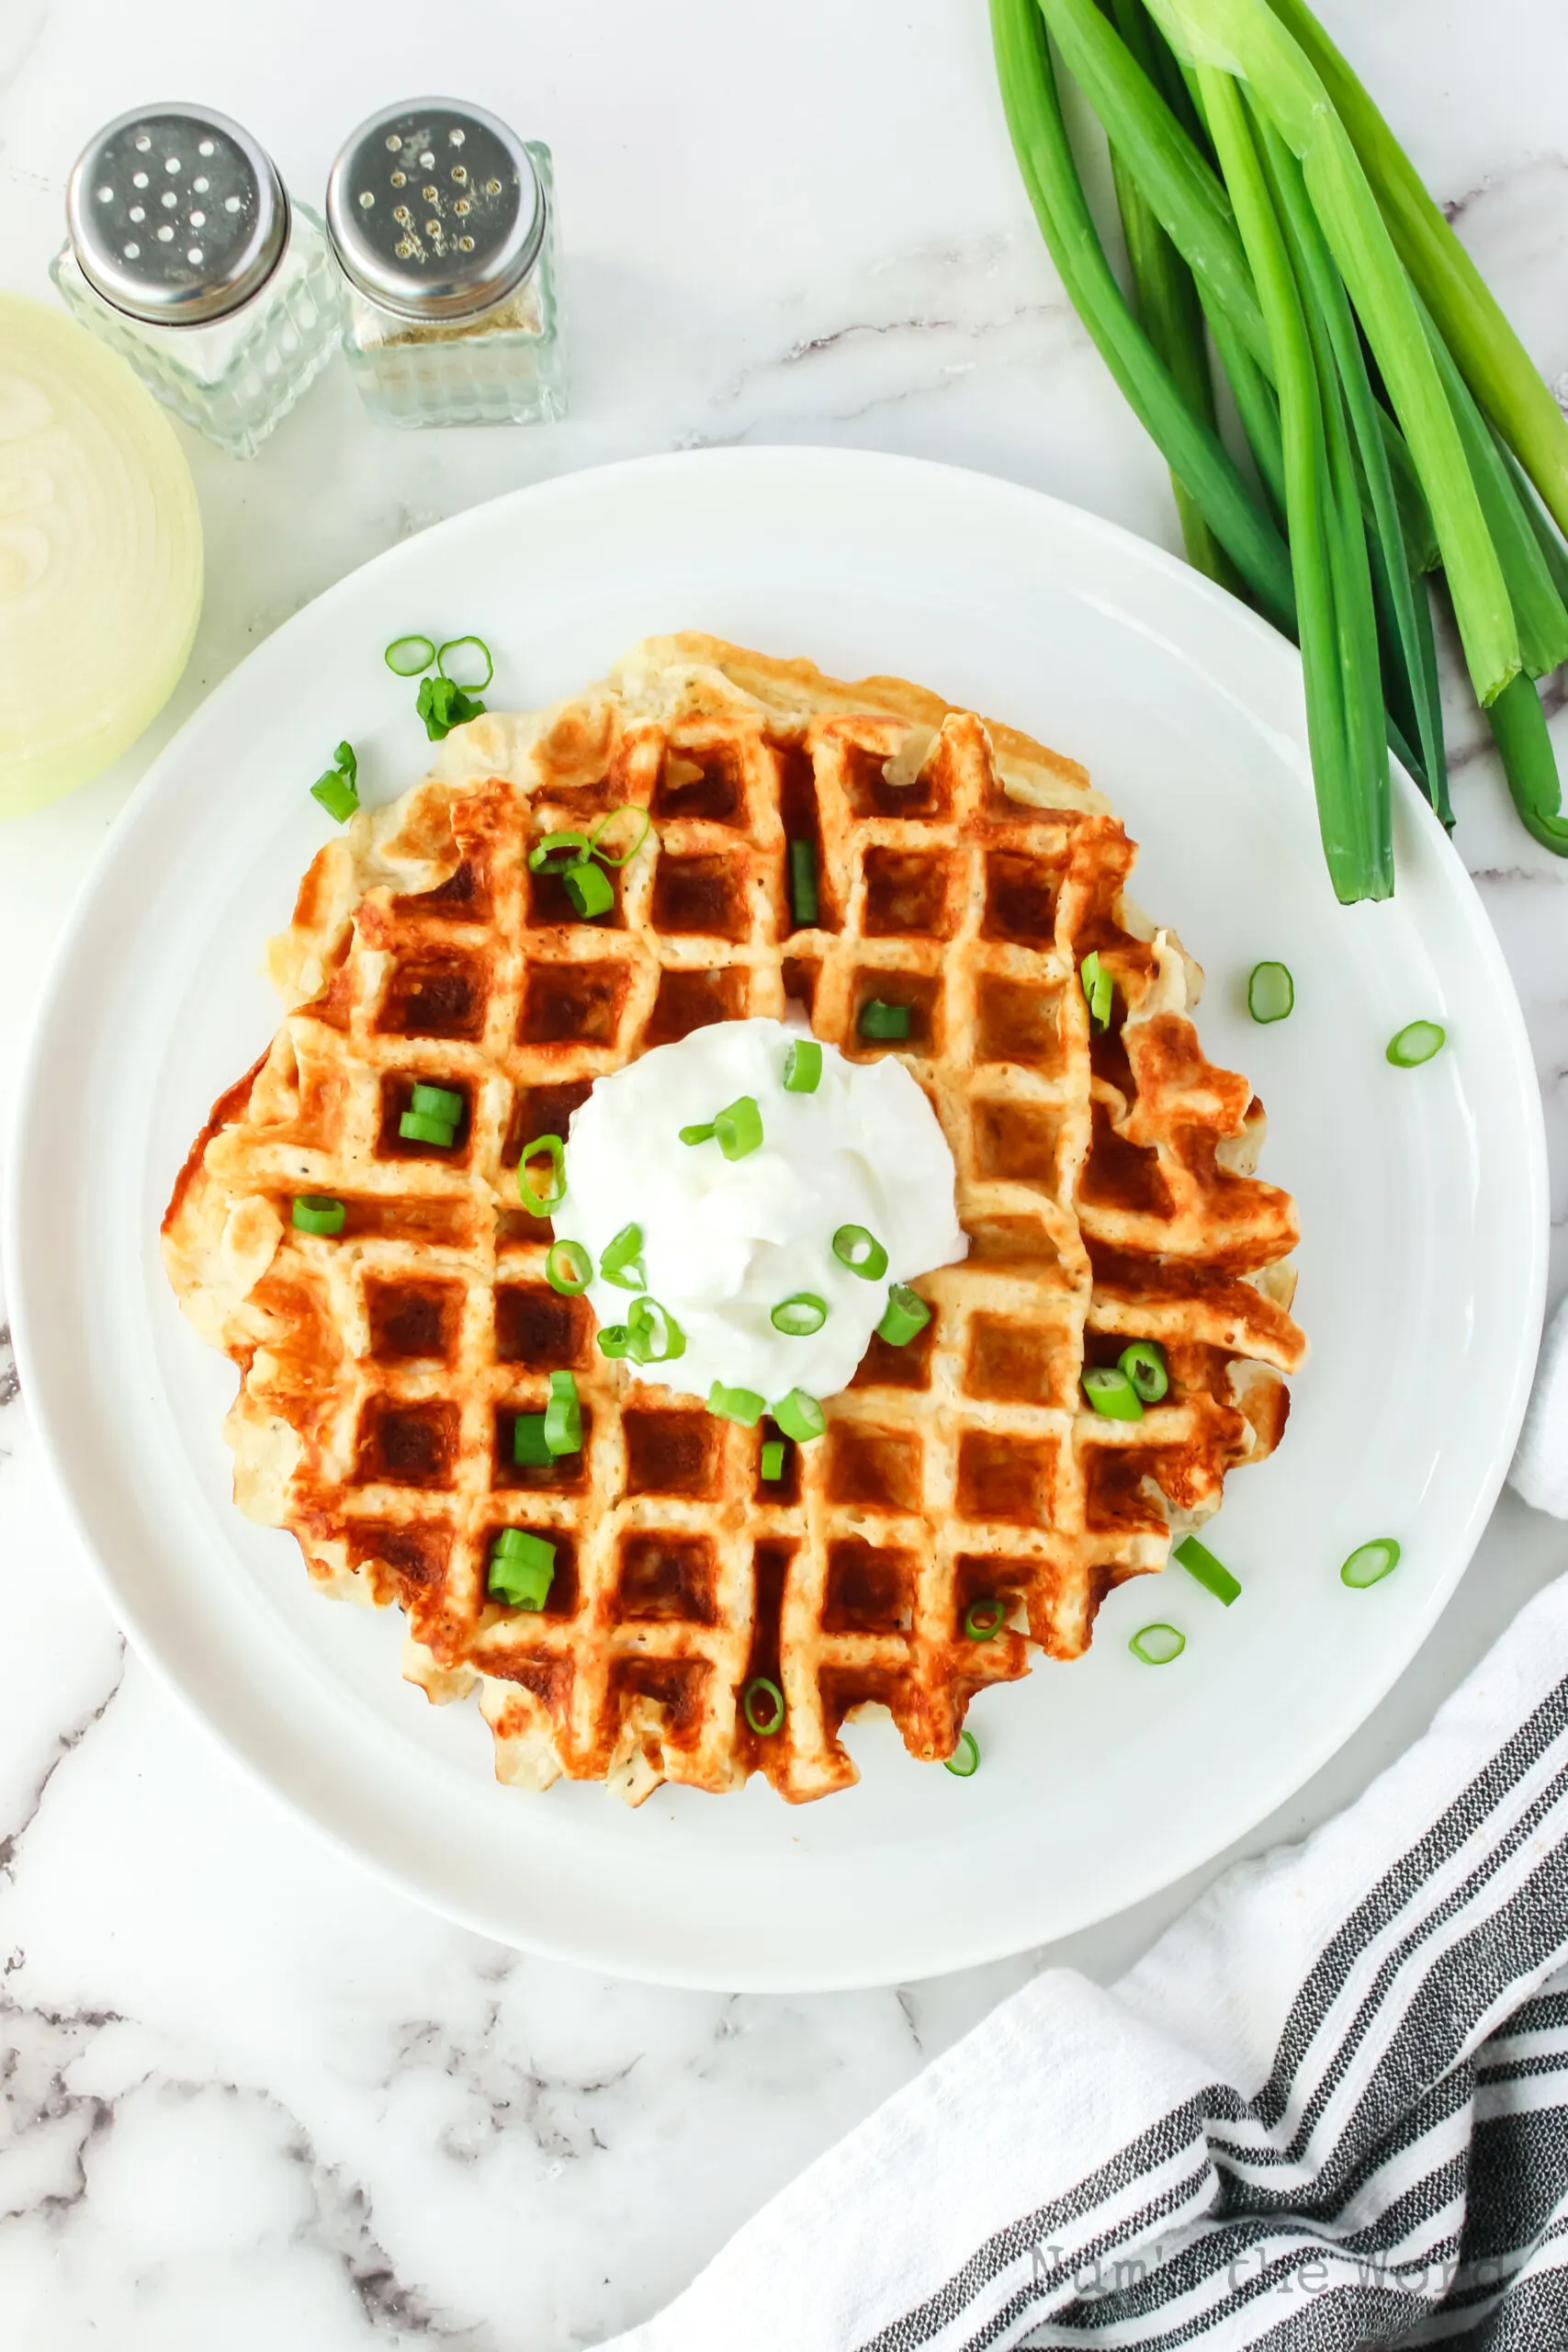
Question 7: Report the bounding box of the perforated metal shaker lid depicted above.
[324,98,544,323]
[66,104,288,326]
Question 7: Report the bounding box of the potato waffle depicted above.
[164,633,1305,1804]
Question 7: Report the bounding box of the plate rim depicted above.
[5,442,1549,1989]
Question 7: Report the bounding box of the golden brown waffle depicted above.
[164,633,1305,1805]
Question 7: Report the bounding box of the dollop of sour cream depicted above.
[553,1018,966,1405]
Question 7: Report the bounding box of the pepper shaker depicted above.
[324,97,566,429]
[51,104,340,460]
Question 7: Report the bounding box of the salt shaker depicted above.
[324,98,566,429]
[51,104,340,461]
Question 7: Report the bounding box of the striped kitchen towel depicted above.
[599,1560,1568,2352]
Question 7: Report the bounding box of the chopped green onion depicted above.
[743,1676,785,1736]
[1082,1365,1145,1420]
[400,1111,457,1148]
[415,673,485,741]
[1387,1020,1446,1068]
[964,1597,1006,1642]
[858,999,912,1042]
[516,1135,567,1215]
[773,1388,826,1443]
[597,1323,631,1360]
[1247,961,1295,1023]
[513,1413,553,1468]
[1174,1534,1241,1607]
[761,1440,786,1481]
[310,764,359,824]
[333,741,357,790]
[679,1122,716,1147]
[783,1037,822,1092]
[771,1293,828,1338]
[544,1370,581,1456]
[708,1380,766,1427]
[876,1284,931,1347]
[1118,1340,1168,1404]
[436,634,493,692]
[545,1238,592,1295]
[626,1295,685,1363]
[1341,1536,1402,1589]
[410,1082,463,1124]
[716,1094,763,1160]
[489,1532,555,1611]
[587,806,651,865]
[527,830,593,874]
[290,1195,345,1236]
[943,1730,980,1778]
[832,1225,888,1281]
[788,839,819,926]
[384,633,436,676]
[600,1223,647,1292]
[562,862,614,920]
[1129,1622,1185,1666]
[1080,950,1113,1030]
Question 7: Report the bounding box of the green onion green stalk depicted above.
[992,0,1568,895]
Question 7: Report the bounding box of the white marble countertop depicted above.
[3,1,1567,2341]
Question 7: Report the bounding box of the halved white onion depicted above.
[0,294,203,820]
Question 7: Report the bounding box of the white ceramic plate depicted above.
[6,447,1546,1991]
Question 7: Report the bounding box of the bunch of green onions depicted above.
[991,0,1568,900]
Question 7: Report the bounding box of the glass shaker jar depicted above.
[51,104,340,461]
[324,98,566,428]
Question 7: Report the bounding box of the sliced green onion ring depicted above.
[310,768,359,825]
[788,839,819,926]
[1247,961,1295,1023]
[597,1324,631,1360]
[877,1284,931,1346]
[743,1676,785,1736]
[1083,1365,1145,1420]
[601,1223,647,1292]
[588,805,651,865]
[709,1380,766,1427]
[410,1082,463,1124]
[773,1388,826,1444]
[858,998,912,1042]
[627,1295,686,1363]
[783,1037,822,1092]
[964,1597,1006,1642]
[760,1440,786,1481]
[527,830,593,875]
[436,634,493,692]
[489,1532,555,1610]
[291,1195,345,1237]
[384,633,435,676]
[1341,1536,1402,1589]
[1129,1623,1185,1666]
[715,1094,763,1160]
[771,1293,828,1338]
[832,1225,888,1281]
[1387,1021,1446,1068]
[1118,1340,1168,1404]
[516,1135,567,1215]
[562,861,615,920]
[545,1238,592,1295]
[943,1730,980,1777]
[513,1413,553,1468]
[400,1111,457,1148]
[544,1370,581,1456]
[1081,950,1113,1031]
[1174,1534,1241,1607]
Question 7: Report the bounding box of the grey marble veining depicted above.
[2,0,1568,2342]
